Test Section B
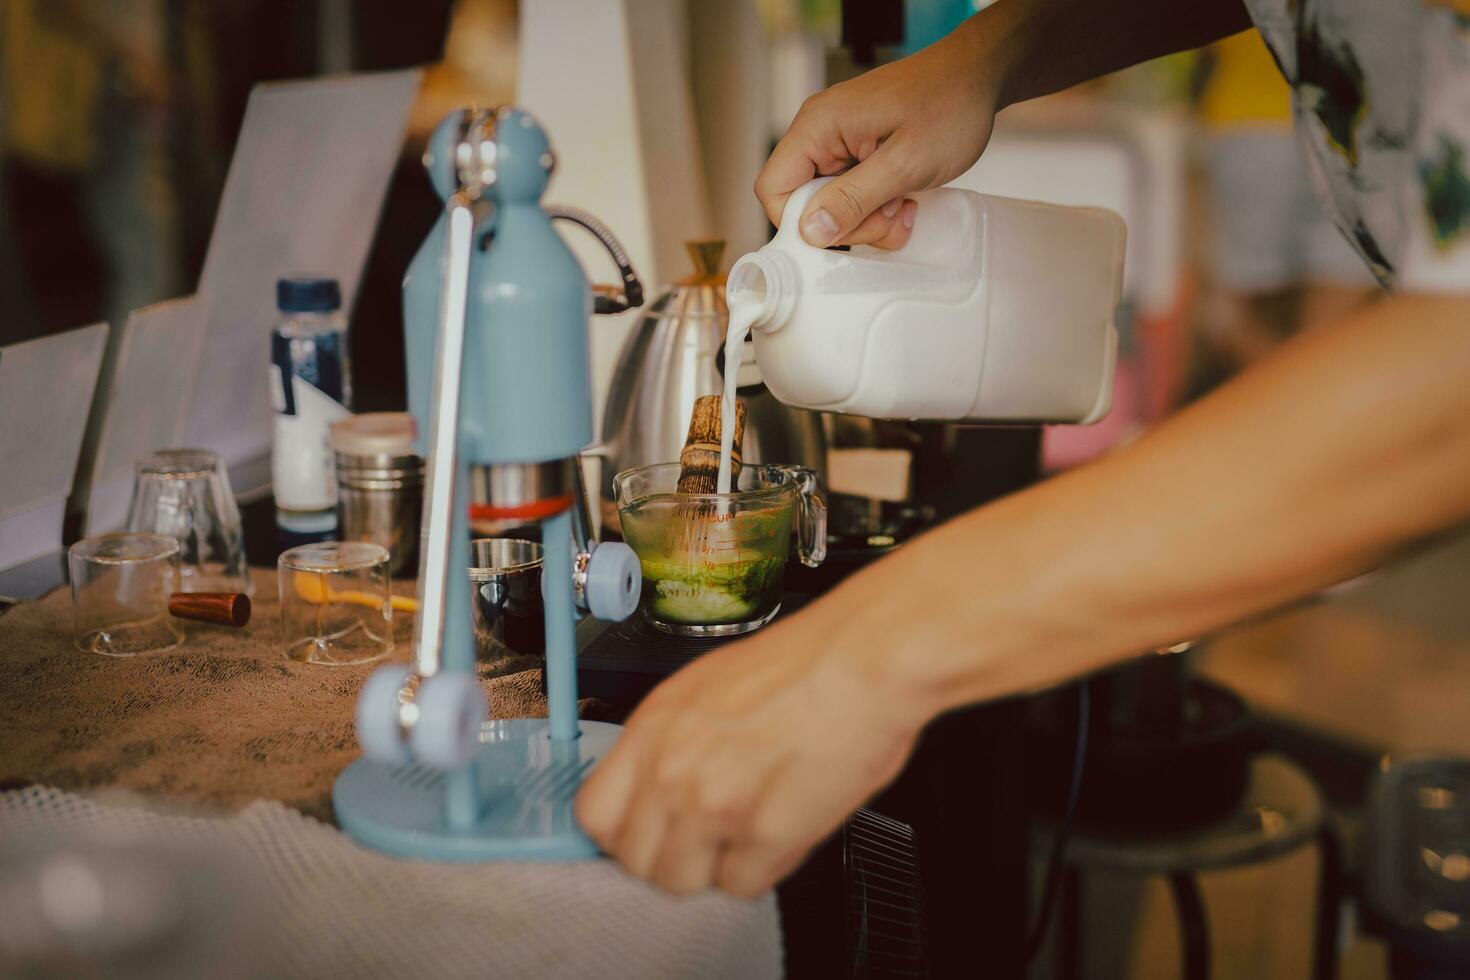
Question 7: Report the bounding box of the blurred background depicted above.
[2,3,1464,979]
[0,0,1377,414]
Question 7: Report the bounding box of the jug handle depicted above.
[778,465,828,568]
[774,177,954,266]
[773,177,836,250]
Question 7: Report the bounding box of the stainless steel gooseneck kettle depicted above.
[593,240,826,530]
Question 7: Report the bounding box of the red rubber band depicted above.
[467,494,574,522]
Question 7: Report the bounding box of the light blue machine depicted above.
[334,107,644,860]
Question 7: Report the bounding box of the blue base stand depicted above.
[334,718,621,861]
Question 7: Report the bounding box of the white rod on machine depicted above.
[412,196,476,678]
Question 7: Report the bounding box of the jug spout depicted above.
[727,250,798,333]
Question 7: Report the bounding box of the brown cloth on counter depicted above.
[0,567,609,822]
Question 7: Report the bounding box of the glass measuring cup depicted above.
[613,462,826,636]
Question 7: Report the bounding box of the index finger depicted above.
[754,128,822,228]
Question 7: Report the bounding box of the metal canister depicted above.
[468,538,545,658]
[329,413,423,577]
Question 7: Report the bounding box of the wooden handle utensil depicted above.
[169,591,252,627]
[677,394,745,494]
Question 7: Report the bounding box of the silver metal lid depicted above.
[329,413,417,458]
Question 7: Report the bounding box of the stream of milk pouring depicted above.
[715,301,757,496]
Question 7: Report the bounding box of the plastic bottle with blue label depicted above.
[270,277,352,535]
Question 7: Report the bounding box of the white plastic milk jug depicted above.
[726,177,1126,424]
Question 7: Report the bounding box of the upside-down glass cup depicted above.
[69,532,184,656]
[613,462,826,636]
[126,448,251,595]
[277,541,394,665]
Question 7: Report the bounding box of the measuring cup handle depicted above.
[782,466,827,568]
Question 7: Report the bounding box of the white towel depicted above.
[0,785,782,980]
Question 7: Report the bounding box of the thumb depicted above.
[799,144,914,247]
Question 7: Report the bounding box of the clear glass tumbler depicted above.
[614,462,826,636]
[277,541,393,665]
[69,532,184,656]
[126,448,251,595]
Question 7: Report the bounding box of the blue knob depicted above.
[584,541,641,622]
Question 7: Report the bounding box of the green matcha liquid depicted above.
[619,495,792,627]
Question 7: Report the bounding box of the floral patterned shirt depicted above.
[1245,0,1470,291]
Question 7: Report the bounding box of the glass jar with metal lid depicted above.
[329,413,423,576]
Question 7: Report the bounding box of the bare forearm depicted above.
[958,0,1250,108]
[815,295,1470,713]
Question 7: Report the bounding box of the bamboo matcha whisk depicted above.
[673,394,746,557]
[677,394,745,493]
